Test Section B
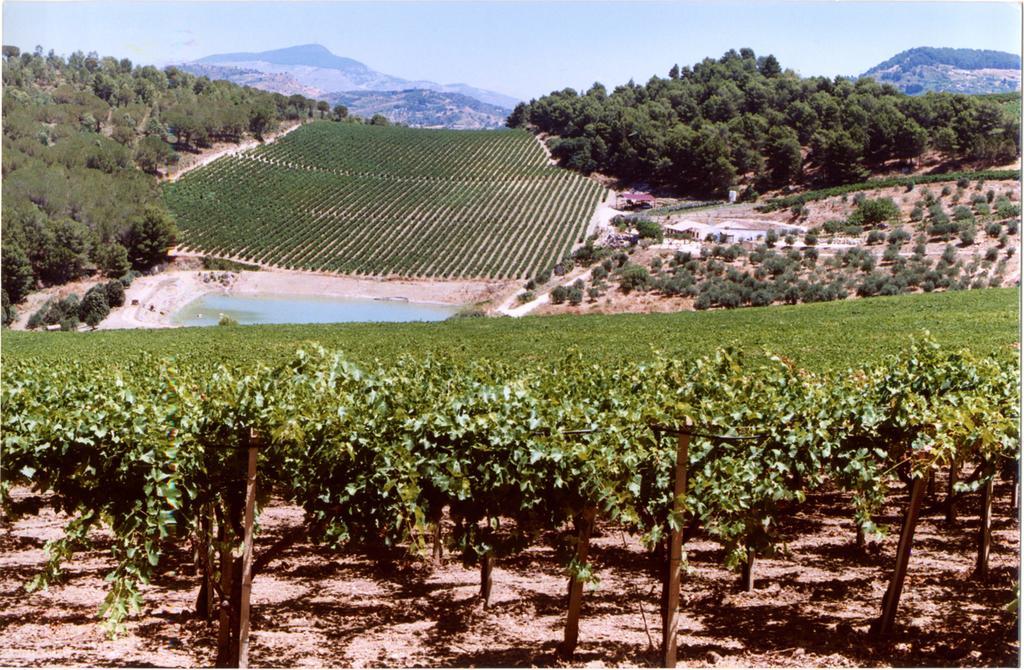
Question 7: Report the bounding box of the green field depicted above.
[164,122,606,279]
[3,288,1018,373]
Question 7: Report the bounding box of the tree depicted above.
[95,242,132,278]
[668,64,680,80]
[765,127,802,185]
[810,129,868,185]
[369,114,390,126]
[332,104,349,121]
[316,101,330,118]
[757,54,782,78]
[104,280,126,307]
[122,207,178,270]
[77,287,111,328]
[2,45,20,59]
[893,117,928,164]
[2,243,36,303]
[249,105,275,140]
[134,136,178,173]
[634,218,664,242]
[1,290,15,327]
[38,218,92,285]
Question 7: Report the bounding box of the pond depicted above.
[171,292,461,327]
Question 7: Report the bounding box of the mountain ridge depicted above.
[188,43,518,109]
[861,46,1021,95]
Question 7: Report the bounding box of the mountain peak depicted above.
[197,43,370,73]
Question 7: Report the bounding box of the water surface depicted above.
[172,292,459,326]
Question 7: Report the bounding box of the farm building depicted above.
[664,221,768,244]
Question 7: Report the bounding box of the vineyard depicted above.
[3,287,1018,372]
[1,335,1018,666]
[163,122,606,279]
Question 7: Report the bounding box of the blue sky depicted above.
[4,1,1021,101]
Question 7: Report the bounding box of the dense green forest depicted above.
[508,49,1020,195]
[0,45,331,311]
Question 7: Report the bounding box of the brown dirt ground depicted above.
[0,474,1018,668]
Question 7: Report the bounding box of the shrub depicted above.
[866,230,885,245]
[568,287,584,306]
[617,263,651,293]
[765,229,779,247]
[634,218,663,242]
[909,206,924,221]
[958,227,975,246]
[550,285,570,304]
[941,185,952,196]
[217,314,239,326]
[534,270,552,285]
[887,228,911,246]
[1007,220,1019,235]
[986,222,1002,238]
[956,177,970,189]
[851,197,900,227]
[516,291,535,304]
[104,280,126,308]
[804,233,818,246]
[952,206,974,222]
[941,245,958,264]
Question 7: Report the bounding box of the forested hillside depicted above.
[508,49,1020,196]
[861,47,1021,96]
[0,45,327,315]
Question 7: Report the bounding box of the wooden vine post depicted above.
[662,423,692,668]
[562,505,598,657]
[872,470,929,638]
[945,458,959,523]
[479,552,493,607]
[237,429,262,668]
[975,460,994,579]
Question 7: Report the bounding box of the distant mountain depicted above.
[861,47,1021,95]
[326,89,511,129]
[188,44,518,109]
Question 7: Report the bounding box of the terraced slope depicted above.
[164,122,606,279]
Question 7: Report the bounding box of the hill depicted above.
[0,45,329,313]
[163,121,606,279]
[326,89,511,129]
[510,48,1020,197]
[861,47,1021,95]
[184,43,518,126]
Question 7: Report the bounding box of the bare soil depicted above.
[1,474,1018,668]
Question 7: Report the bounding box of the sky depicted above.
[3,1,1021,101]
